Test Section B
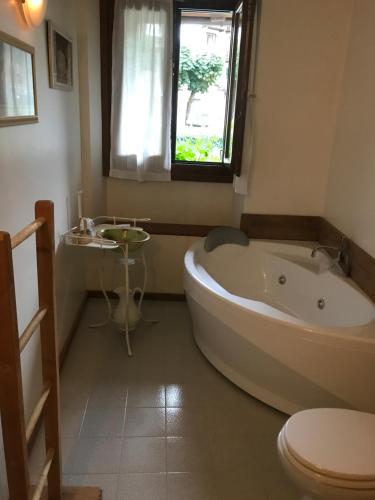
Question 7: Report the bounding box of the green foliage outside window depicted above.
[178,47,223,124]
[175,136,223,162]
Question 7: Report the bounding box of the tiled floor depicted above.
[31,299,301,500]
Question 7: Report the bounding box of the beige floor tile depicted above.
[80,408,126,437]
[165,384,207,407]
[121,437,166,473]
[203,377,255,408]
[166,407,208,436]
[60,382,90,410]
[63,474,118,500]
[127,384,165,407]
[167,472,215,500]
[60,408,85,438]
[209,435,258,474]
[207,406,268,439]
[214,469,268,500]
[124,408,166,437]
[116,473,167,500]
[56,300,298,500]
[245,402,287,439]
[122,347,167,382]
[62,437,122,474]
[166,437,212,473]
[87,382,128,409]
[253,435,300,500]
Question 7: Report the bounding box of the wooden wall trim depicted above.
[101,216,375,303]
[142,222,216,237]
[240,214,322,241]
[87,290,186,301]
[101,219,216,237]
[319,219,375,302]
[171,163,233,183]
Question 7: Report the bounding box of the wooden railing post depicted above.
[0,231,31,500]
[34,201,62,500]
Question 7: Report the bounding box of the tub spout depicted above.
[311,245,340,258]
[311,238,351,276]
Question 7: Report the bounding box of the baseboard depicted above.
[87,290,186,301]
[59,292,89,369]
[27,292,88,454]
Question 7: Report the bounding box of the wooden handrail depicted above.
[11,217,45,250]
[31,448,55,500]
[0,231,30,498]
[1,201,102,499]
[35,200,62,498]
[19,307,48,353]
[26,384,51,443]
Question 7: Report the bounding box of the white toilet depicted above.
[277,408,375,500]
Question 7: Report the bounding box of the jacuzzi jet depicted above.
[278,275,287,285]
[317,298,326,310]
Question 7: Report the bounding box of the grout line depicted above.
[122,387,129,436]
[77,397,89,438]
[117,387,129,485]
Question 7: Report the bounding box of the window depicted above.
[100,0,256,182]
[171,0,256,182]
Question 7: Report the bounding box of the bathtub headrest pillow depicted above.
[204,226,249,252]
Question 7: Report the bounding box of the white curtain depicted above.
[234,4,260,195]
[110,0,172,182]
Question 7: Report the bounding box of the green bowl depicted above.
[99,228,150,253]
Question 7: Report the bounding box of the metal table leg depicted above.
[89,249,112,328]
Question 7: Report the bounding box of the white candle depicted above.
[77,190,83,220]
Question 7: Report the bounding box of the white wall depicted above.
[0,1,85,496]
[103,0,354,293]
[77,0,106,218]
[106,0,353,225]
[85,234,200,295]
[105,177,231,294]
[107,177,233,225]
[237,0,352,217]
[103,172,232,294]
[324,0,375,258]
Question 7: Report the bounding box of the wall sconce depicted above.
[20,0,48,28]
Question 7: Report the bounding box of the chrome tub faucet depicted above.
[311,237,351,276]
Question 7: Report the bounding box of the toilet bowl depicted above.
[277,408,375,500]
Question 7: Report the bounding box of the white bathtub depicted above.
[184,239,375,415]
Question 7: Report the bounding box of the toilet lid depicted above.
[284,408,375,481]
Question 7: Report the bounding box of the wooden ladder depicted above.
[0,201,101,500]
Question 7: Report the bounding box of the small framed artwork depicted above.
[47,21,73,91]
[0,31,38,127]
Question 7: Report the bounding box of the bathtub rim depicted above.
[184,239,375,347]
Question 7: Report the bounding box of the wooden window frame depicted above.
[230,0,256,176]
[171,0,235,183]
[100,0,115,178]
[99,0,256,182]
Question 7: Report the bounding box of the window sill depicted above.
[171,163,233,183]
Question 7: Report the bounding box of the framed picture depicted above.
[47,21,73,91]
[0,31,38,127]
